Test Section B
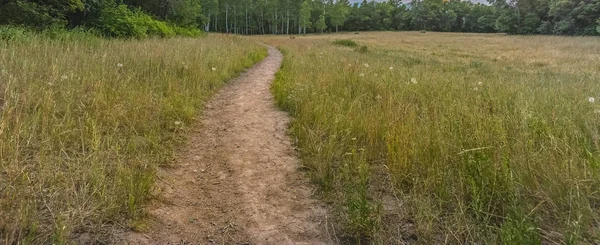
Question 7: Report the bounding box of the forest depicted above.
[1,0,599,37]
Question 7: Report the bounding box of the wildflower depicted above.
[478,82,483,85]
[473,87,479,91]
[61,75,69,80]
[375,95,382,100]
[211,67,217,71]
[411,78,417,84]
[174,121,182,126]
[117,63,123,68]
[359,73,365,77]
[589,97,595,103]
[389,66,394,70]
[364,63,369,68]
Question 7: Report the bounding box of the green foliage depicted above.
[316,13,327,33]
[0,0,202,38]
[0,25,30,41]
[0,0,83,29]
[1,0,598,36]
[332,39,358,47]
[83,1,201,38]
[300,0,313,33]
[356,45,369,53]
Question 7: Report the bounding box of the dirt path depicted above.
[121,46,332,245]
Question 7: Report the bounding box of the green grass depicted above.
[332,39,359,48]
[262,32,600,244]
[0,33,266,244]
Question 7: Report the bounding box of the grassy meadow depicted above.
[260,32,600,244]
[0,33,266,243]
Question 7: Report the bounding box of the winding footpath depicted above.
[121,46,332,245]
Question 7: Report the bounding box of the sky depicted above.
[349,0,489,4]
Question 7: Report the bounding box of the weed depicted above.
[332,39,359,47]
[356,45,369,53]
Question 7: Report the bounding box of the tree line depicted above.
[0,0,205,37]
[1,0,599,37]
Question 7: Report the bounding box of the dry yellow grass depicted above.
[259,32,600,244]
[0,33,266,244]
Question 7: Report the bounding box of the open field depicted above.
[259,32,600,244]
[0,34,266,243]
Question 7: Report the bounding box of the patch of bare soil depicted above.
[117,46,333,245]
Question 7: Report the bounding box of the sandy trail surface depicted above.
[121,46,332,245]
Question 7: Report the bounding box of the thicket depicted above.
[0,0,203,38]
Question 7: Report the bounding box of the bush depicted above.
[86,2,196,39]
[332,39,359,47]
[0,26,31,42]
[356,45,369,53]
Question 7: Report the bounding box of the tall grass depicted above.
[0,32,266,243]
[263,32,600,244]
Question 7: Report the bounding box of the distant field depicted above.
[260,32,600,244]
[0,34,265,243]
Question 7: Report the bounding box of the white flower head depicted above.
[473,87,479,91]
[61,75,69,80]
[174,121,182,126]
[117,63,123,68]
[364,63,369,68]
[478,82,483,85]
[211,67,217,71]
[411,78,417,84]
[589,97,595,103]
[389,66,394,70]
[359,73,365,77]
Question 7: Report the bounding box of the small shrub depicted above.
[171,25,202,37]
[0,26,31,42]
[356,45,369,53]
[420,30,427,33]
[332,39,359,47]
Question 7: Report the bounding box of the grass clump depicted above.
[332,39,359,47]
[262,32,600,244]
[0,33,266,244]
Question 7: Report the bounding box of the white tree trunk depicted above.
[226,4,229,33]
